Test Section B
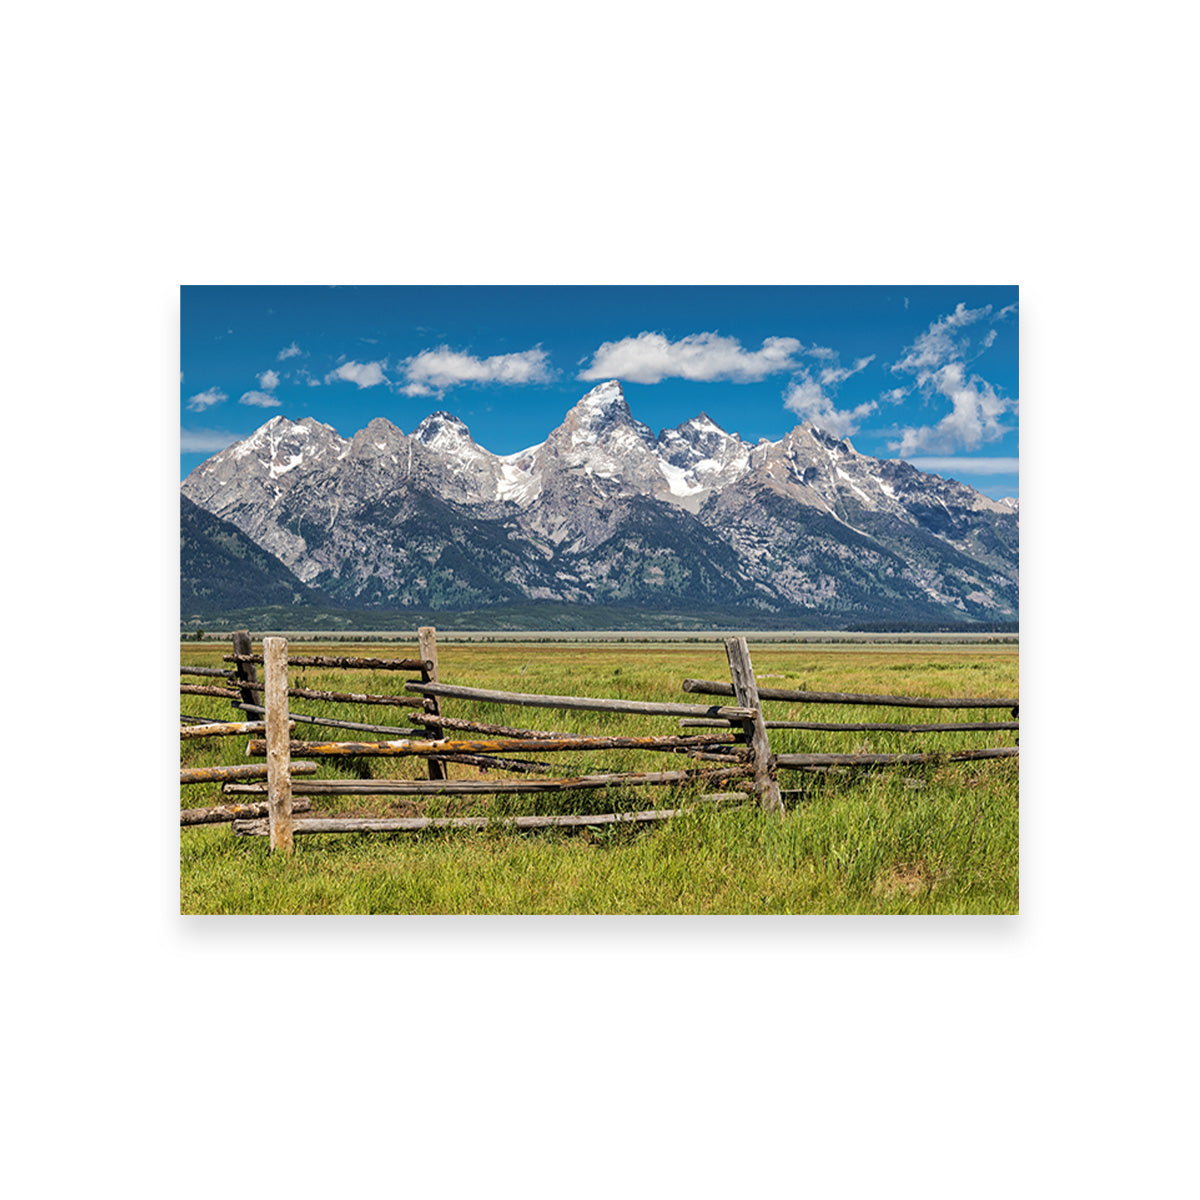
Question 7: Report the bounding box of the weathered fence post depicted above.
[418,626,447,781]
[231,630,259,714]
[725,636,783,814]
[264,636,294,854]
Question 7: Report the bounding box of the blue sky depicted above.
[181,285,1019,499]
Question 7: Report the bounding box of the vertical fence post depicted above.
[418,626,447,781]
[231,630,258,715]
[264,636,294,854]
[725,636,783,814]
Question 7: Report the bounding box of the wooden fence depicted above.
[180,628,1018,854]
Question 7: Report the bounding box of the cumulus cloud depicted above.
[578,331,802,384]
[400,345,555,397]
[892,363,1010,456]
[186,387,227,412]
[783,374,878,439]
[888,302,1018,455]
[239,390,282,408]
[257,369,279,390]
[324,360,388,388]
[277,342,302,360]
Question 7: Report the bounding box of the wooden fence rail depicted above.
[180,761,317,786]
[224,765,754,798]
[233,703,422,737]
[680,718,1019,733]
[244,733,747,758]
[404,680,758,721]
[682,678,1019,712]
[183,626,1018,854]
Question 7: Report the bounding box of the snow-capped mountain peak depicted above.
[414,411,475,452]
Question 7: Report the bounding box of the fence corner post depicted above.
[724,635,783,815]
[264,635,294,854]
[418,625,447,781]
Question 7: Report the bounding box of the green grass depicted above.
[180,639,1018,914]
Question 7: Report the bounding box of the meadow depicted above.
[179,638,1019,915]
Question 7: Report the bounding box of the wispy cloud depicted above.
[239,390,282,408]
[277,342,302,361]
[578,332,802,384]
[400,346,554,397]
[817,354,875,386]
[781,350,879,438]
[888,302,1018,455]
[891,302,994,381]
[783,375,878,439]
[324,360,389,389]
[185,387,227,412]
[257,369,279,390]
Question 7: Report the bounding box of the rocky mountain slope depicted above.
[181,381,1018,622]
[180,495,316,616]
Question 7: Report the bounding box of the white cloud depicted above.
[324,360,388,388]
[783,375,877,439]
[891,302,994,379]
[888,302,1018,454]
[902,456,1019,475]
[239,390,282,408]
[401,345,554,395]
[578,331,802,384]
[186,387,227,412]
[891,363,1010,455]
[277,342,302,360]
[818,354,875,386]
[257,369,279,390]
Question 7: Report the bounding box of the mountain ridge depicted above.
[181,381,1018,624]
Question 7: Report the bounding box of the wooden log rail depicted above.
[181,798,312,826]
[405,680,758,721]
[180,720,293,740]
[681,679,1018,711]
[234,702,421,738]
[181,761,318,786]
[232,806,722,837]
[223,765,753,798]
[680,718,1019,733]
[243,732,746,758]
[774,748,1018,768]
[181,682,242,699]
[408,714,579,739]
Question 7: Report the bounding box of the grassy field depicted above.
[179,638,1018,915]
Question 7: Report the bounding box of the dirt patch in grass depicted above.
[874,860,935,898]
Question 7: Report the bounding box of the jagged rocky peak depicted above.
[562,380,652,440]
[348,416,407,459]
[414,410,476,452]
[229,414,347,478]
[658,411,742,463]
[577,378,630,414]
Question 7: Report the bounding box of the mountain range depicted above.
[180,380,1018,627]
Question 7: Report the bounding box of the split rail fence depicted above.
[180,628,1018,854]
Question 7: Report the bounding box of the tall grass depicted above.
[180,638,1018,914]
